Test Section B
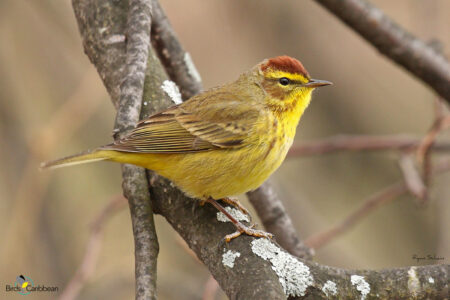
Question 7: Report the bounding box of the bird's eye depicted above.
[279,77,290,86]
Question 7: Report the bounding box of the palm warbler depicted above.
[42,56,331,241]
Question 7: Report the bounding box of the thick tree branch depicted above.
[150,177,288,299]
[150,0,203,100]
[73,0,159,299]
[72,0,127,107]
[150,177,449,299]
[314,0,450,103]
[72,0,449,298]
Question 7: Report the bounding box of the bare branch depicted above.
[417,119,450,164]
[305,159,450,250]
[73,0,159,299]
[114,1,159,299]
[314,0,450,103]
[116,1,160,299]
[150,0,203,100]
[288,134,450,157]
[150,176,448,299]
[417,115,450,192]
[114,0,152,133]
[305,183,407,250]
[398,154,426,201]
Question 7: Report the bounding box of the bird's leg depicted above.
[206,197,273,242]
[219,197,251,219]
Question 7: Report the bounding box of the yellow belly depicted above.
[106,138,291,199]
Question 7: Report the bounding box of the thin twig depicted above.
[416,115,450,192]
[305,183,407,249]
[59,196,127,300]
[432,97,447,121]
[398,154,426,201]
[416,118,450,164]
[418,98,449,193]
[288,134,450,157]
[413,104,450,204]
[305,159,450,249]
[315,0,450,103]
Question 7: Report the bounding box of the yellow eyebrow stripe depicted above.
[264,70,309,83]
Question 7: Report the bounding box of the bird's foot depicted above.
[225,223,273,242]
[205,197,273,242]
[220,197,251,218]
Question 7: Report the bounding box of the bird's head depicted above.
[257,56,331,115]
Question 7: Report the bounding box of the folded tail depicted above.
[40,149,110,170]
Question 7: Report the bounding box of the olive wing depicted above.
[102,94,260,153]
[101,106,214,153]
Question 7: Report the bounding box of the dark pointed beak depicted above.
[304,79,333,88]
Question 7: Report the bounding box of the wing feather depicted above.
[101,91,262,153]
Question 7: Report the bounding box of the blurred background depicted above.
[0,0,449,299]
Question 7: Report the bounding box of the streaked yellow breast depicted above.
[106,91,310,200]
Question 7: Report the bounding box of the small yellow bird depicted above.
[41,56,331,240]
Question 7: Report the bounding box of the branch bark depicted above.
[150,178,449,299]
[73,0,159,299]
[150,0,203,100]
[72,0,449,298]
[314,0,450,103]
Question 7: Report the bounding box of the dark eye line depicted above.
[291,80,305,85]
